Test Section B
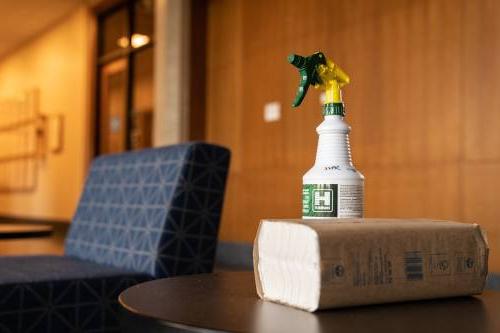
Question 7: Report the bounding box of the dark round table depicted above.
[119,271,499,333]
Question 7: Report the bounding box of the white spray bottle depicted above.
[288,52,364,219]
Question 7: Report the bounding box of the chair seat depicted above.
[0,255,150,333]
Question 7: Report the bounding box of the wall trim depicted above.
[215,241,253,269]
[487,273,500,291]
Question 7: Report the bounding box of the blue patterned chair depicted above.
[0,142,230,333]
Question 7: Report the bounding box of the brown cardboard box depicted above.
[253,219,488,311]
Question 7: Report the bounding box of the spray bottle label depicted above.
[303,184,363,218]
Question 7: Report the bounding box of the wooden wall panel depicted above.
[461,0,500,271]
[206,0,500,270]
[463,0,500,162]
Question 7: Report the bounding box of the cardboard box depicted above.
[253,219,488,311]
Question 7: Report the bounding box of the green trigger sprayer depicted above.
[288,52,364,219]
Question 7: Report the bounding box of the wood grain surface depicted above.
[205,0,500,271]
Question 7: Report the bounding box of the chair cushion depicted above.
[0,255,150,333]
[64,142,230,278]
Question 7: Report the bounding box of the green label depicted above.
[303,184,338,217]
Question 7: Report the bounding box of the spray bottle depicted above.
[288,51,364,219]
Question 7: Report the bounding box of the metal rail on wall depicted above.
[0,89,63,192]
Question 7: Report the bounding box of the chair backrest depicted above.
[64,142,230,278]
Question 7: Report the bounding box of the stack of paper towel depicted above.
[253,218,488,311]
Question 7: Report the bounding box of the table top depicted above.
[119,271,499,333]
[0,224,53,239]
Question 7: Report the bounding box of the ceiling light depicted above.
[131,34,150,48]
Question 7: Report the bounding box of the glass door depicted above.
[99,58,128,154]
[96,0,154,155]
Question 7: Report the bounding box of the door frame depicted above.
[91,0,208,155]
[93,0,154,156]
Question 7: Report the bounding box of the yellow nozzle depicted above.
[315,59,350,104]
